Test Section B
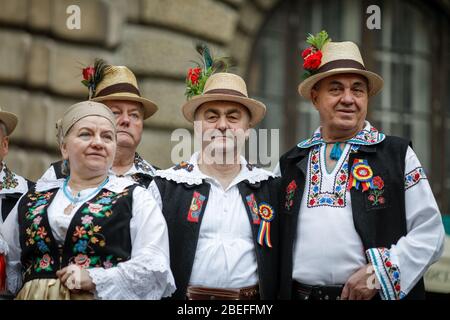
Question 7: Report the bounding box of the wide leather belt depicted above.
[186,284,259,300]
[292,281,344,300]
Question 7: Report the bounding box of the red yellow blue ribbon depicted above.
[347,159,374,192]
[257,203,275,248]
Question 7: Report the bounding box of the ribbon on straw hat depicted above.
[298,30,384,99]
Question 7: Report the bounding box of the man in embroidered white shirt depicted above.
[39,60,158,188]
[149,70,280,300]
[277,32,445,300]
[0,108,32,225]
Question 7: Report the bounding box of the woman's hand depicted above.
[56,264,96,292]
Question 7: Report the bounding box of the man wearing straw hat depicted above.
[277,31,444,300]
[0,108,33,225]
[149,46,280,300]
[40,60,159,188]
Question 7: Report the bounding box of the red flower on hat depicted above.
[302,47,313,59]
[301,30,330,77]
[187,67,201,85]
[82,66,95,81]
[303,50,322,70]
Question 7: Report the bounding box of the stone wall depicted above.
[0,0,281,181]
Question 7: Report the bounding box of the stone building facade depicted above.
[0,0,278,180]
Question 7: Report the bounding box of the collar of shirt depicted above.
[0,161,28,195]
[297,121,386,149]
[35,174,135,194]
[155,152,276,189]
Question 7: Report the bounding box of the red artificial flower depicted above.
[187,67,202,85]
[301,47,313,58]
[372,176,384,190]
[303,51,322,70]
[82,67,95,81]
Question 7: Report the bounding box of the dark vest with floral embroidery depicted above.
[154,169,281,300]
[17,185,137,284]
[278,136,425,299]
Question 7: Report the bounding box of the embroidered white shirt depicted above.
[288,122,444,299]
[0,175,176,300]
[149,152,276,289]
[0,162,29,225]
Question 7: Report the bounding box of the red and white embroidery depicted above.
[404,167,427,190]
[306,146,357,208]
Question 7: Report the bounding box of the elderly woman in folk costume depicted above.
[0,101,175,299]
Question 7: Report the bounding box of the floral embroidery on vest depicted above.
[70,189,129,269]
[404,167,427,190]
[285,180,297,211]
[24,191,56,272]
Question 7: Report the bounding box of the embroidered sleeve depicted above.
[88,245,175,300]
[404,167,427,190]
[88,187,175,299]
[404,147,428,190]
[366,248,405,300]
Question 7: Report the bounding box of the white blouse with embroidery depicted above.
[281,122,444,300]
[0,175,176,300]
[149,152,277,289]
[0,162,29,225]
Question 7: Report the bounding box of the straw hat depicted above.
[91,65,158,119]
[298,41,384,99]
[182,73,266,125]
[0,107,18,135]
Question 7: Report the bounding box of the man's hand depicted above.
[341,263,379,300]
[56,265,95,292]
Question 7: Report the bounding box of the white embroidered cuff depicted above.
[366,247,405,300]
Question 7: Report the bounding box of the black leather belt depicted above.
[292,281,344,300]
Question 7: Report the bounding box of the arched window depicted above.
[248,0,449,212]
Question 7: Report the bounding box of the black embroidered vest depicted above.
[154,174,280,300]
[278,136,425,299]
[18,185,137,283]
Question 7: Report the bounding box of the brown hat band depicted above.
[316,59,366,74]
[203,88,247,97]
[95,83,141,98]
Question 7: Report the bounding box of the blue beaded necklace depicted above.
[62,176,109,215]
